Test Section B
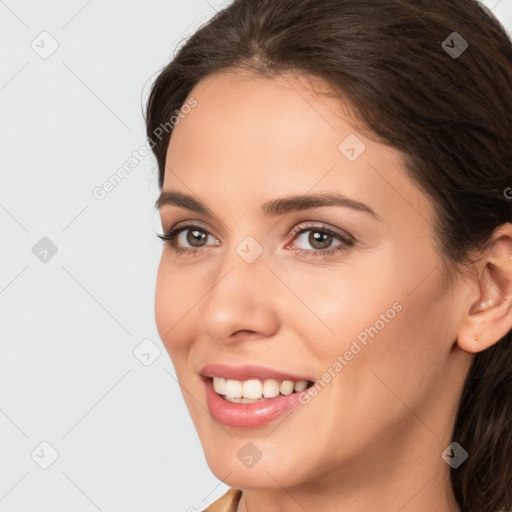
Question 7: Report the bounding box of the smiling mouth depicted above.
[209,376,315,403]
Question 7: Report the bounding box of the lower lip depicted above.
[203,378,310,428]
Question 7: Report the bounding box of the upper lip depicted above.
[200,363,313,383]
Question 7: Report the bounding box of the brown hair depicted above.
[145,1,512,510]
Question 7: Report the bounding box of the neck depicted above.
[237,471,460,512]
[235,428,461,512]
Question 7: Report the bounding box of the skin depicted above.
[154,70,512,512]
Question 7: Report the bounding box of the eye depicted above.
[286,222,354,258]
[156,222,219,255]
[156,221,354,259]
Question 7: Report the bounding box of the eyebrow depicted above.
[155,190,380,219]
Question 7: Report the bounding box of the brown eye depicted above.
[156,223,220,253]
[308,230,334,250]
[287,223,355,259]
[186,229,208,247]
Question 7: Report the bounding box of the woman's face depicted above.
[155,71,472,490]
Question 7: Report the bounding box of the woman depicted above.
[145,0,512,510]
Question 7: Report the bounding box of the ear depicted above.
[457,223,512,354]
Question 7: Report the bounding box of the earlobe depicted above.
[457,224,512,354]
[459,299,511,354]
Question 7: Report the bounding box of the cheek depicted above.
[335,274,451,420]
[154,255,192,356]
[285,261,400,361]
[296,248,450,409]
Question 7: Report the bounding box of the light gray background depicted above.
[1,1,511,511]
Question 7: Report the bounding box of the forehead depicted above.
[163,70,432,228]
[166,70,356,172]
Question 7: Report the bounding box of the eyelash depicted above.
[156,221,355,260]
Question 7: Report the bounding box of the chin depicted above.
[200,436,311,490]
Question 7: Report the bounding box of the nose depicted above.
[199,244,280,344]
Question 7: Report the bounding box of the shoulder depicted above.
[202,488,242,512]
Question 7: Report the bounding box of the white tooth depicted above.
[224,379,242,398]
[213,377,226,395]
[294,380,308,392]
[243,379,263,399]
[262,379,280,398]
[280,380,294,395]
